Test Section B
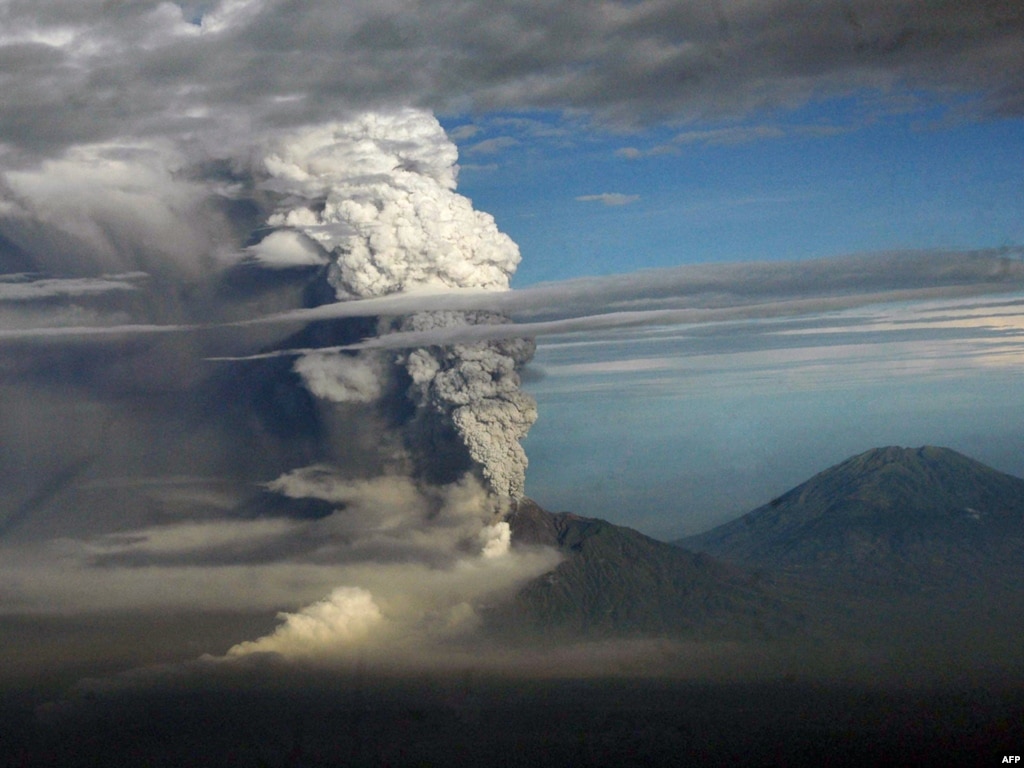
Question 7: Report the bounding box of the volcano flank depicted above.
[490,500,806,640]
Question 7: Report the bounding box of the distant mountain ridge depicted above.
[678,445,1024,589]
[482,445,1024,679]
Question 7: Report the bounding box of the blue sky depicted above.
[448,102,1024,285]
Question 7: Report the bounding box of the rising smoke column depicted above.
[255,109,536,501]
[398,311,537,500]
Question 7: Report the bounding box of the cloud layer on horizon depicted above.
[3,247,1023,359]
[205,248,1024,356]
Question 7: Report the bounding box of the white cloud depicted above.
[447,123,481,141]
[671,125,787,146]
[245,230,329,269]
[0,273,147,302]
[221,542,559,662]
[576,193,640,206]
[465,136,519,155]
[0,0,1019,681]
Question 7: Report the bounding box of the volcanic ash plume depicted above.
[259,108,520,298]
[399,311,537,500]
[259,110,536,500]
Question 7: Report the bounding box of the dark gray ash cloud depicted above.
[0,0,1021,162]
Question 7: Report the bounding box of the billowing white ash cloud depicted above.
[255,109,537,503]
[257,108,520,297]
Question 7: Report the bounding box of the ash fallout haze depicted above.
[1,0,1024,760]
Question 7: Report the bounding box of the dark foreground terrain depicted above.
[3,670,1023,767]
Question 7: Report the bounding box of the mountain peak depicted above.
[828,444,980,475]
[848,444,948,467]
[764,444,1023,521]
[680,445,1024,578]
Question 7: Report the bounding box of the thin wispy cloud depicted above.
[671,125,787,146]
[576,193,641,206]
[465,136,520,154]
[533,296,1024,391]
[200,250,1024,359]
[614,121,860,159]
[615,145,681,159]
[0,273,147,301]
[5,249,1022,352]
